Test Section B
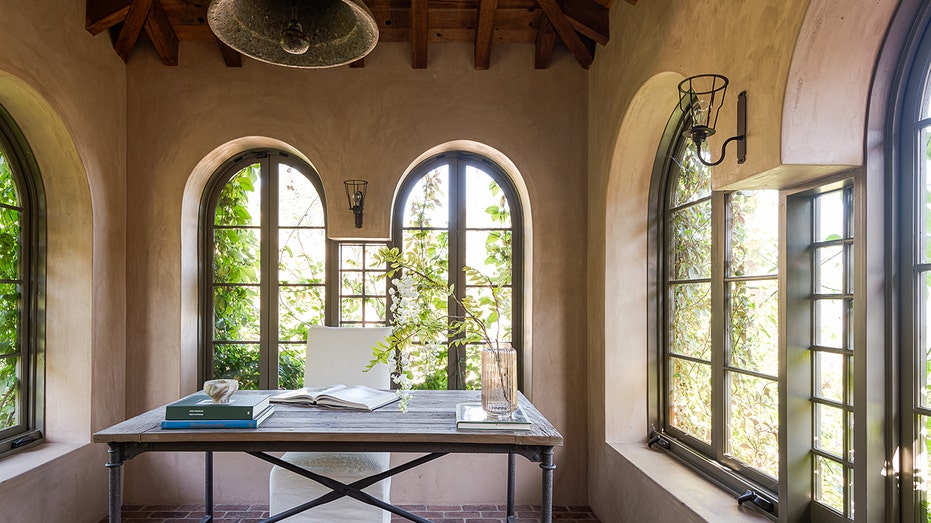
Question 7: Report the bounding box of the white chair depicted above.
[269,326,394,522]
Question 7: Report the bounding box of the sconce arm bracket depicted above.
[693,90,747,167]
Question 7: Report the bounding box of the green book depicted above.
[165,391,271,420]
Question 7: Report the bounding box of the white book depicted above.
[455,402,532,430]
[270,384,399,411]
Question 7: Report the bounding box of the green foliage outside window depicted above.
[0,151,21,430]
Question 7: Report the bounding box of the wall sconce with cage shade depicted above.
[344,180,368,228]
[207,0,379,68]
[677,74,747,167]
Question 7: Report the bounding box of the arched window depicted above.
[200,150,327,390]
[0,103,45,457]
[392,152,523,390]
[651,108,782,512]
[897,6,931,519]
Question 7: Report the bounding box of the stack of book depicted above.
[161,391,274,429]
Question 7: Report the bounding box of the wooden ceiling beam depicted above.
[86,0,132,35]
[474,0,498,69]
[535,0,593,69]
[563,0,609,45]
[411,0,429,68]
[114,0,155,63]
[534,14,556,69]
[215,38,243,68]
[144,0,179,66]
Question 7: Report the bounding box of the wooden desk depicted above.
[94,390,563,523]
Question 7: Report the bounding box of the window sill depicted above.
[0,442,85,485]
[607,441,772,522]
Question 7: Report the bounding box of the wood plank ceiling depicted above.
[85,0,637,70]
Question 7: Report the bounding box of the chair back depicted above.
[305,326,392,388]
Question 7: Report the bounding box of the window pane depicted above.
[0,153,20,207]
[213,285,260,341]
[279,343,305,390]
[814,455,845,513]
[814,403,845,458]
[671,201,712,280]
[213,228,260,284]
[0,208,21,281]
[669,282,711,361]
[216,164,260,227]
[212,343,260,389]
[402,230,449,271]
[407,343,448,390]
[0,283,21,356]
[923,128,931,262]
[342,244,363,269]
[364,298,387,325]
[670,356,712,443]
[727,279,778,376]
[814,245,844,294]
[341,297,363,323]
[814,190,845,243]
[279,285,325,340]
[403,167,448,228]
[814,298,844,348]
[727,372,778,478]
[672,145,711,207]
[728,191,778,277]
[464,285,512,344]
[279,229,326,284]
[814,350,844,403]
[465,166,511,228]
[0,356,19,430]
[278,164,324,227]
[466,229,512,283]
[342,272,363,295]
[922,271,931,407]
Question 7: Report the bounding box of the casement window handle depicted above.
[737,490,774,513]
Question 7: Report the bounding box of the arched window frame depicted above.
[0,103,45,458]
[198,149,330,390]
[391,151,524,390]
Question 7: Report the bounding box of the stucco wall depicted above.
[122,38,589,505]
[0,1,126,522]
[587,0,897,521]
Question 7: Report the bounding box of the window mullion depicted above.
[260,154,276,390]
[449,157,467,390]
[711,191,727,463]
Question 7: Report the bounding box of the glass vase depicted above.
[481,344,517,419]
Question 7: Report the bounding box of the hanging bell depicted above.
[207,0,379,68]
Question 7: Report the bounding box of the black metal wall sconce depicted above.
[344,179,368,228]
[677,74,746,167]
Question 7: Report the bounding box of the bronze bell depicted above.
[207,0,379,68]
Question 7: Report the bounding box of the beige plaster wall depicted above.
[122,38,589,505]
[0,1,127,522]
[587,0,897,521]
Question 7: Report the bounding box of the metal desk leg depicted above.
[203,451,214,523]
[506,452,516,522]
[106,444,124,523]
[540,447,556,523]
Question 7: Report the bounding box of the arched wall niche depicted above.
[392,140,535,396]
[603,72,681,444]
[179,137,317,393]
[0,71,94,443]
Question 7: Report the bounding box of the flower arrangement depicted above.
[370,247,514,413]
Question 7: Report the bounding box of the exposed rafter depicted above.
[85,0,627,70]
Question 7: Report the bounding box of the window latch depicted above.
[737,489,774,513]
[11,433,39,449]
[647,431,670,450]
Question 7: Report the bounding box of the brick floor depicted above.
[99,503,602,522]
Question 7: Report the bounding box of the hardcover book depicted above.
[165,391,271,420]
[455,402,532,431]
[270,384,399,411]
[160,405,275,429]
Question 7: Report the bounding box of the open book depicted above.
[270,384,399,411]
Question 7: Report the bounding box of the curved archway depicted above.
[180,137,317,392]
[0,71,93,443]
[604,72,682,443]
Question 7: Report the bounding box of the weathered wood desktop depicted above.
[93,390,564,523]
